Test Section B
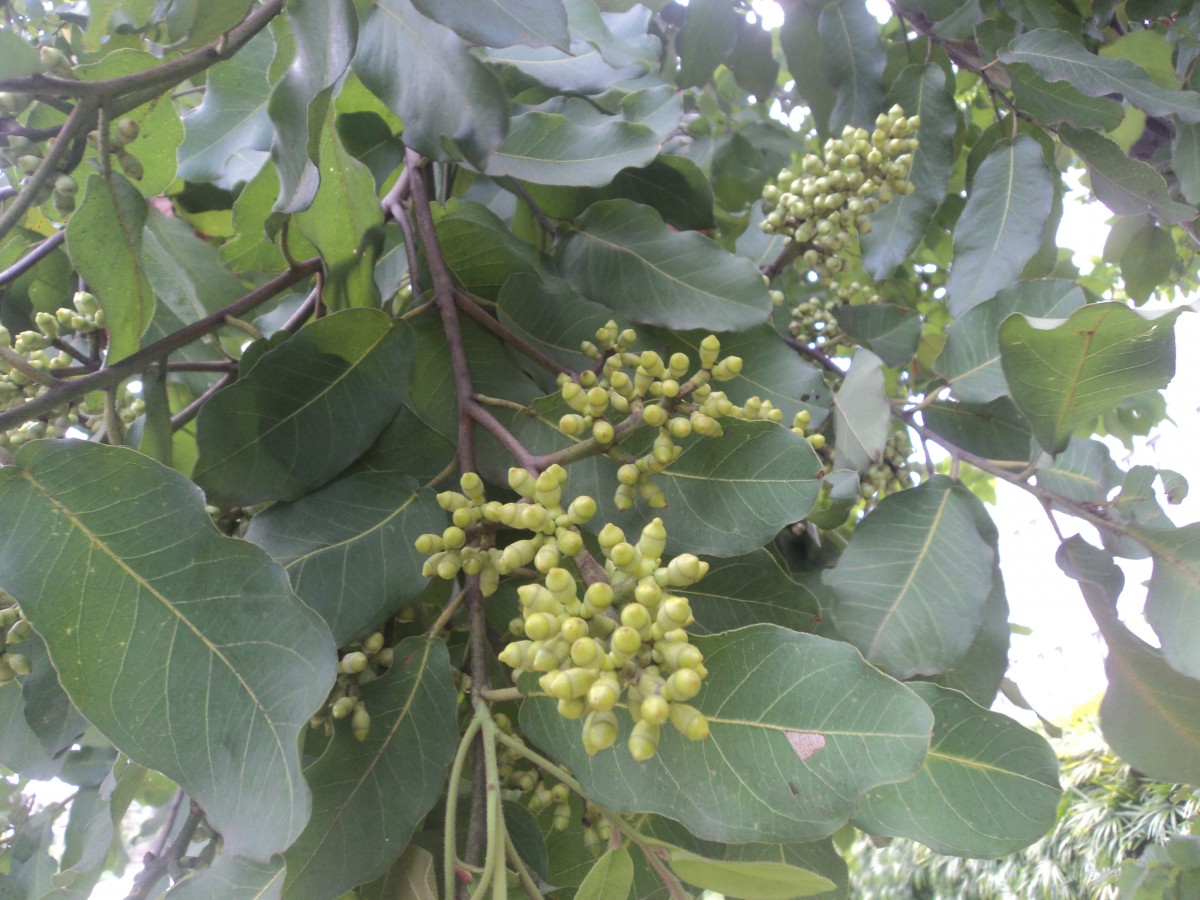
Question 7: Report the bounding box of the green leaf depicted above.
[294,107,385,309]
[436,202,543,301]
[945,136,1056,316]
[1173,122,1200,206]
[556,200,773,331]
[818,0,885,132]
[861,64,958,279]
[936,278,1085,404]
[1059,125,1197,224]
[780,3,835,135]
[927,571,1010,707]
[411,0,569,50]
[682,549,820,635]
[998,28,1200,123]
[667,847,834,899]
[245,472,446,645]
[825,476,996,678]
[162,0,253,49]
[603,155,715,231]
[576,847,634,900]
[676,0,737,89]
[1058,536,1200,785]
[357,845,438,900]
[1126,524,1200,681]
[65,173,154,364]
[921,398,1032,466]
[1120,222,1175,303]
[0,683,62,781]
[0,441,336,860]
[193,310,414,507]
[854,682,1060,857]
[727,18,780,100]
[0,29,41,80]
[832,304,922,367]
[519,624,933,842]
[164,854,284,899]
[18,631,87,759]
[177,27,274,185]
[1007,62,1125,130]
[352,0,509,168]
[281,637,458,899]
[268,0,357,212]
[832,349,890,472]
[487,105,662,187]
[1035,437,1121,503]
[998,302,1181,454]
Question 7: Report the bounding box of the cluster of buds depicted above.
[761,105,919,280]
[0,601,32,683]
[790,280,881,347]
[559,323,784,510]
[312,630,394,741]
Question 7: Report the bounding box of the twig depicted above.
[467,400,541,473]
[0,230,65,286]
[509,179,557,238]
[149,788,185,859]
[0,344,56,386]
[782,334,842,374]
[125,800,204,900]
[282,285,320,333]
[454,290,574,378]
[171,372,234,431]
[429,586,469,639]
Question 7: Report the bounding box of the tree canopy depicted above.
[0,0,1198,897]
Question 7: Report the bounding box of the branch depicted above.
[0,230,65,286]
[783,334,843,374]
[126,800,204,900]
[454,290,574,378]
[467,399,542,472]
[0,257,320,431]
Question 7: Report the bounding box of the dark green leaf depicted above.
[410,0,569,50]
[0,29,41,80]
[1035,437,1121,503]
[352,0,509,167]
[0,441,336,860]
[1127,524,1200,681]
[0,683,62,781]
[436,201,543,300]
[676,0,737,89]
[1173,122,1200,206]
[780,3,835,135]
[245,472,445,645]
[825,477,996,678]
[164,855,284,899]
[282,637,457,899]
[728,19,780,100]
[519,625,933,842]
[556,200,773,331]
[999,302,1180,454]
[854,683,1060,857]
[921,398,1032,465]
[927,571,1010,707]
[65,173,154,364]
[999,28,1200,123]
[18,631,87,758]
[1121,221,1176,303]
[1007,62,1124,130]
[576,847,634,900]
[193,310,414,507]
[945,136,1056,316]
[832,304,922,367]
[605,155,715,231]
[682,548,820,635]
[667,846,835,899]
[162,0,253,50]
[818,0,885,133]
[861,64,958,279]
[832,349,890,472]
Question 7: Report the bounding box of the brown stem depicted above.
[783,333,842,374]
[0,230,65,286]
[171,373,235,431]
[125,800,204,900]
[467,400,541,473]
[454,290,574,378]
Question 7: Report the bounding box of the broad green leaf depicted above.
[682,549,820,635]
[294,107,384,309]
[676,0,737,89]
[861,64,957,279]
[854,683,1060,857]
[487,105,662,187]
[411,0,569,50]
[667,847,834,899]
[601,155,715,231]
[832,304,922,367]
[1059,125,1197,224]
[164,854,284,899]
[1120,222,1176,303]
[282,638,457,899]
[350,404,457,484]
[728,18,780,100]
[999,302,1181,454]
[519,625,933,842]
[0,441,336,860]
[504,801,550,880]
[945,136,1055,316]
[557,200,773,331]
[353,0,509,167]
[1103,465,1176,560]
[1173,122,1200,206]
[780,2,835,135]
[1035,437,1120,503]
[177,27,274,185]
[0,683,62,781]
[0,29,41,80]
[832,349,890,472]
[998,28,1200,122]
[162,0,253,49]
[825,476,996,678]
[818,0,885,133]
[193,310,414,507]
[927,570,1010,708]
[245,472,445,645]
[220,162,317,275]
[65,173,154,364]
[357,845,438,900]
[936,278,1085,404]
[436,201,542,300]
[1007,62,1125,130]
[920,398,1032,466]
[1128,524,1200,681]
[268,0,357,212]
[576,847,634,900]
[18,631,87,759]
[1058,537,1200,785]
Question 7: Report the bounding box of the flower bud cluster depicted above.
[859,430,919,503]
[559,323,783,510]
[311,630,394,741]
[499,515,711,760]
[0,601,32,684]
[789,280,881,347]
[761,105,919,280]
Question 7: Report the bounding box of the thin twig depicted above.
[508,180,557,238]
[467,400,541,473]
[281,286,320,333]
[0,230,65,286]
[429,586,469,639]
[149,788,186,859]
[125,800,204,900]
[782,334,842,373]
[454,290,574,378]
[171,373,234,431]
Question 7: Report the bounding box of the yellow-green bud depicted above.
[669,703,710,741]
[640,694,671,725]
[351,702,371,741]
[583,710,619,754]
[628,719,660,761]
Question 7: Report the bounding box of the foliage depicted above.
[0,1,1196,898]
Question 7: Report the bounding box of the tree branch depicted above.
[0,230,65,286]
[454,290,575,378]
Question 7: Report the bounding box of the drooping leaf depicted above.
[861,64,958,279]
[352,0,509,167]
[921,398,1032,465]
[1007,62,1125,130]
[676,0,737,89]
[727,18,780,100]
[945,136,1056,316]
[832,304,923,367]
[281,637,457,900]
[576,847,634,900]
[825,476,996,679]
[245,472,446,645]
[998,302,1181,454]
[818,0,885,133]
[682,549,821,635]
[998,28,1200,123]
[667,846,835,899]
[65,172,154,364]
[0,441,336,860]
[556,200,773,331]
[1035,437,1121,503]
[832,349,890,472]
[193,310,414,507]
[18,631,87,759]
[519,625,933,842]
[1120,222,1176,303]
[162,0,254,50]
[854,682,1060,858]
[1126,524,1200,681]
[436,202,543,300]
[357,845,438,900]
[411,0,569,50]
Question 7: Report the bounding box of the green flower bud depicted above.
[664,667,702,702]
[642,403,668,427]
[592,420,615,444]
[331,695,357,719]
[640,694,670,725]
[669,703,710,741]
[598,523,625,549]
[340,651,369,674]
[499,640,531,668]
[628,719,660,761]
[583,710,619,754]
[352,702,371,741]
[610,625,641,657]
[556,528,583,556]
[584,581,614,609]
[524,612,558,641]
